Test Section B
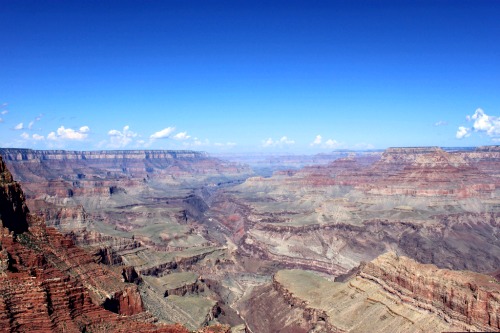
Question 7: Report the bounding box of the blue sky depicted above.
[1,0,499,153]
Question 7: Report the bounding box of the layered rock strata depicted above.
[241,252,500,333]
[0,155,190,332]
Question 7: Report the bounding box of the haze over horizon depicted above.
[1,0,499,153]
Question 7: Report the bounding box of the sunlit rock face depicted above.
[213,146,500,275]
[0,149,250,330]
[2,146,500,332]
[240,252,500,333]
[0,155,195,332]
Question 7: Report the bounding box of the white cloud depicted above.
[310,135,322,146]
[191,138,210,146]
[107,125,138,148]
[434,121,448,127]
[457,108,500,140]
[310,134,343,149]
[47,126,90,141]
[14,122,23,130]
[0,118,3,123]
[19,131,45,142]
[173,131,191,141]
[325,139,341,148]
[262,136,295,148]
[1,110,7,115]
[456,126,471,139]
[150,127,175,140]
[470,108,500,137]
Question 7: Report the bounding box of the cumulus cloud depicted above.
[262,136,295,148]
[47,126,90,141]
[456,126,471,139]
[457,108,500,140]
[14,122,23,130]
[310,135,322,146]
[19,132,45,142]
[325,139,341,148]
[150,127,175,140]
[310,134,342,149]
[434,121,448,127]
[107,125,138,148]
[191,138,210,146]
[173,132,191,141]
[470,108,500,136]
[32,134,44,141]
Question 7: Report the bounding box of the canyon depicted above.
[1,146,499,332]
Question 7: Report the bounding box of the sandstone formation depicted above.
[360,252,500,332]
[0,148,251,330]
[2,146,500,332]
[241,252,500,333]
[213,146,500,276]
[0,155,192,332]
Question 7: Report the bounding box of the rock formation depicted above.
[214,146,500,276]
[240,252,500,333]
[0,155,191,332]
[2,146,500,332]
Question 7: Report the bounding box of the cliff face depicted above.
[0,155,190,332]
[215,145,500,279]
[241,253,500,333]
[0,148,250,183]
[361,252,500,332]
[0,158,29,234]
[0,148,252,232]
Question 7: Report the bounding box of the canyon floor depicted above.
[1,147,499,332]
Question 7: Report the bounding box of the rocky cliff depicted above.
[240,252,500,333]
[216,146,500,278]
[0,148,251,183]
[0,155,191,332]
[0,158,29,234]
[360,252,500,332]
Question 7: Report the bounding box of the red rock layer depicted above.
[0,155,190,332]
[360,252,500,332]
[277,147,497,198]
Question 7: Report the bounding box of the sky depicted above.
[1,0,499,153]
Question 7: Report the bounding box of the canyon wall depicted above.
[241,252,500,333]
[0,155,192,332]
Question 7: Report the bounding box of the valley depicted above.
[1,146,499,332]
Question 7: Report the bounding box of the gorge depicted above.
[0,147,499,332]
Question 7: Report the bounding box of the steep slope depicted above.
[0,155,190,332]
[0,150,241,332]
[240,252,500,333]
[214,146,500,275]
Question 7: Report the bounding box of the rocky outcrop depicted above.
[241,253,500,333]
[360,252,500,332]
[0,148,251,182]
[215,145,500,279]
[0,155,191,332]
[0,157,29,234]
